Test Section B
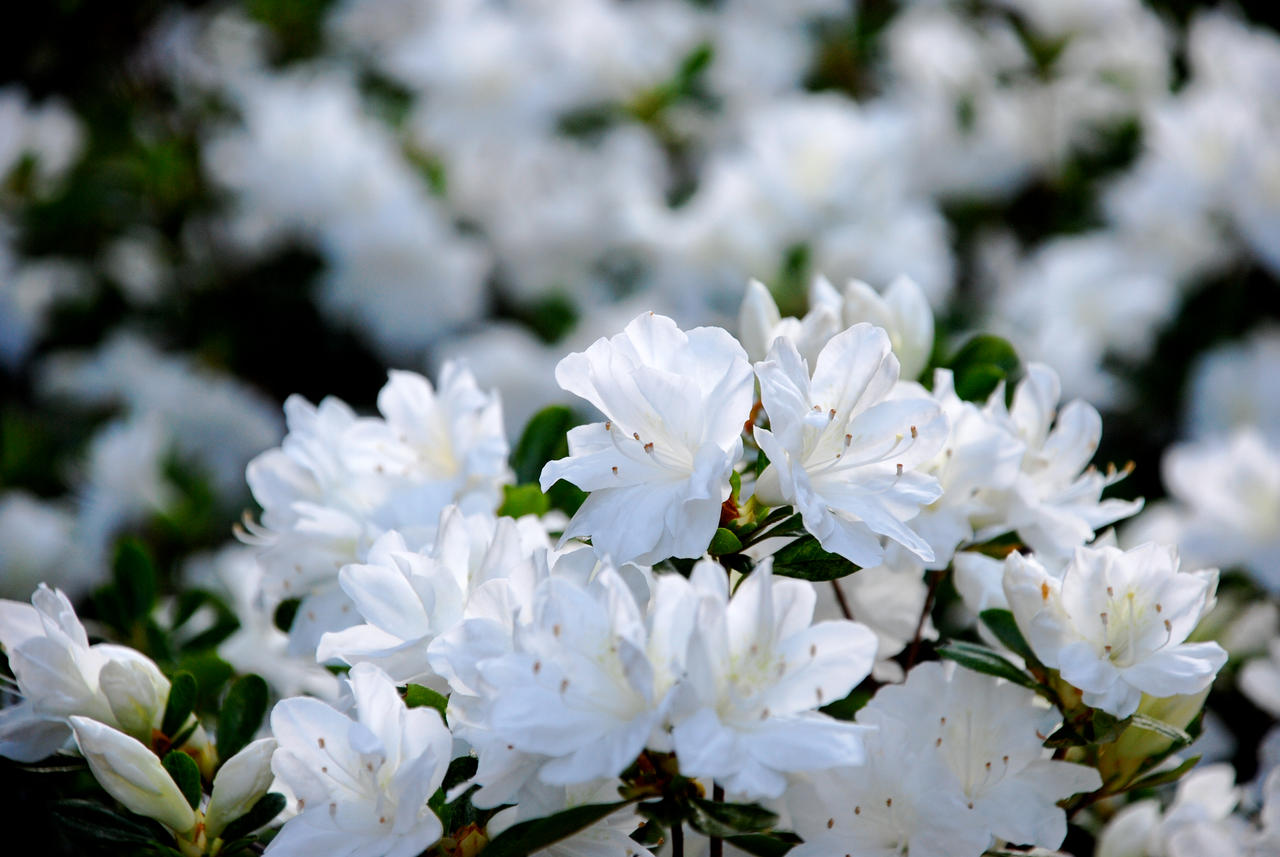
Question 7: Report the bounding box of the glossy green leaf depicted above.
[219,792,287,842]
[162,750,202,809]
[978,609,1038,665]
[404,684,449,722]
[112,538,157,621]
[161,671,197,738]
[217,674,268,761]
[483,800,635,857]
[708,528,743,556]
[511,406,577,485]
[947,335,1020,402]
[770,535,859,581]
[937,641,1039,691]
[499,483,552,518]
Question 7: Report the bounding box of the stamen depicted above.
[910,425,918,438]
[896,463,903,476]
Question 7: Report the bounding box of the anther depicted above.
[854,806,861,815]
[896,463,903,476]
[828,408,836,420]
[612,466,618,475]
[560,678,569,693]
[910,425,918,438]
[827,819,834,829]
[533,661,542,674]
[633,432,640,441]
[1155,603,1163,613]
[886,798,893,808]
[605,421,611,431]
[810,644,817,657]
[644,442,654,454]
[318,737,325,749]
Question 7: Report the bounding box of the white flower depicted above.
[736,277,842,365]
[671,560,876,799]
[896,368,1025,569]
[1159,428,1280,592]
[317,508,545,689]
[0,584,170,759]
[69,716,196,834]
[860,661,1101,849]
[787,718,991,857]
[753,324,947,567]
[205,737,278,840]
[540,312,753,564]
[471,566,671,786]
[244,365,512,655]
[977,363,1143,560]
[1004,543,1227,717]
[268,663,452,857]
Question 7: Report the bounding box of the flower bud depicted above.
[204,737,277,839]
[1097,688,1211,789]
[70,716,196,834]
[738,279,783,362]
[98,653,169,741]
[841,275,933,382]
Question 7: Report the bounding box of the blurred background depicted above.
[2,0,1280,815]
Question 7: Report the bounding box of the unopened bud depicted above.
[70,716,196,834]
[205,737,278,839]
[98,653,170,741]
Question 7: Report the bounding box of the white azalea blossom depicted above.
[840,274,935,383]
[1004,543,1227,717]
[753,323,948,567]
[977,363,1144,560]
[268,663,452,857]
[540,312,753,564]
[243,364,511,654]
[860,661,1101,849]
[317,507,547,688]
[671,560,877,799]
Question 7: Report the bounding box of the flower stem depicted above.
[672,818,684,857]
[710,784,724,857]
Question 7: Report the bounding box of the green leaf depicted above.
[113,538,158,621]
[947,335,1020,402]
[688,797,778,837]
[483,800,636,857]
[49,799,161,845]
[1129,714,1193,747]
[499,483,551,518]
[161,672,197,738]
[770,535,860,581]
[726,833,801,857]
[820,688,872,721]
[219,792,287,842]
[937,641,1040,691]
[978,609,1038,665]
[162,750,202,809]
[511,406,578,485]
[404,684,449,722]
[1126,755,1202,792]
[708,528,743,556]
[217,674,269,760]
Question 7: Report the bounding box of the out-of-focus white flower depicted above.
[40,332,283,499]
[183,545,340,701]
[860,661,1101,849]
[205,737,278,840]
[540,312,753,564]
[0,491,85,599]
[671,560,876,799]
[1004,543,1226,717]
[0,585,173,759]
[268,663,451,857]
[977,363,1143,561]
[1158,429,1280,592]
[1183,328,1280,444]
[70,716,196,834]
[753,324,947,567]
[990,233,1178,406]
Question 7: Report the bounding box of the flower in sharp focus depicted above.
[540,311,753,564]
[753,323,948,567]
[671,560,877,799]
[859,660,1101,850]
[1004,542,1227,718]
[267,663,452,857]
